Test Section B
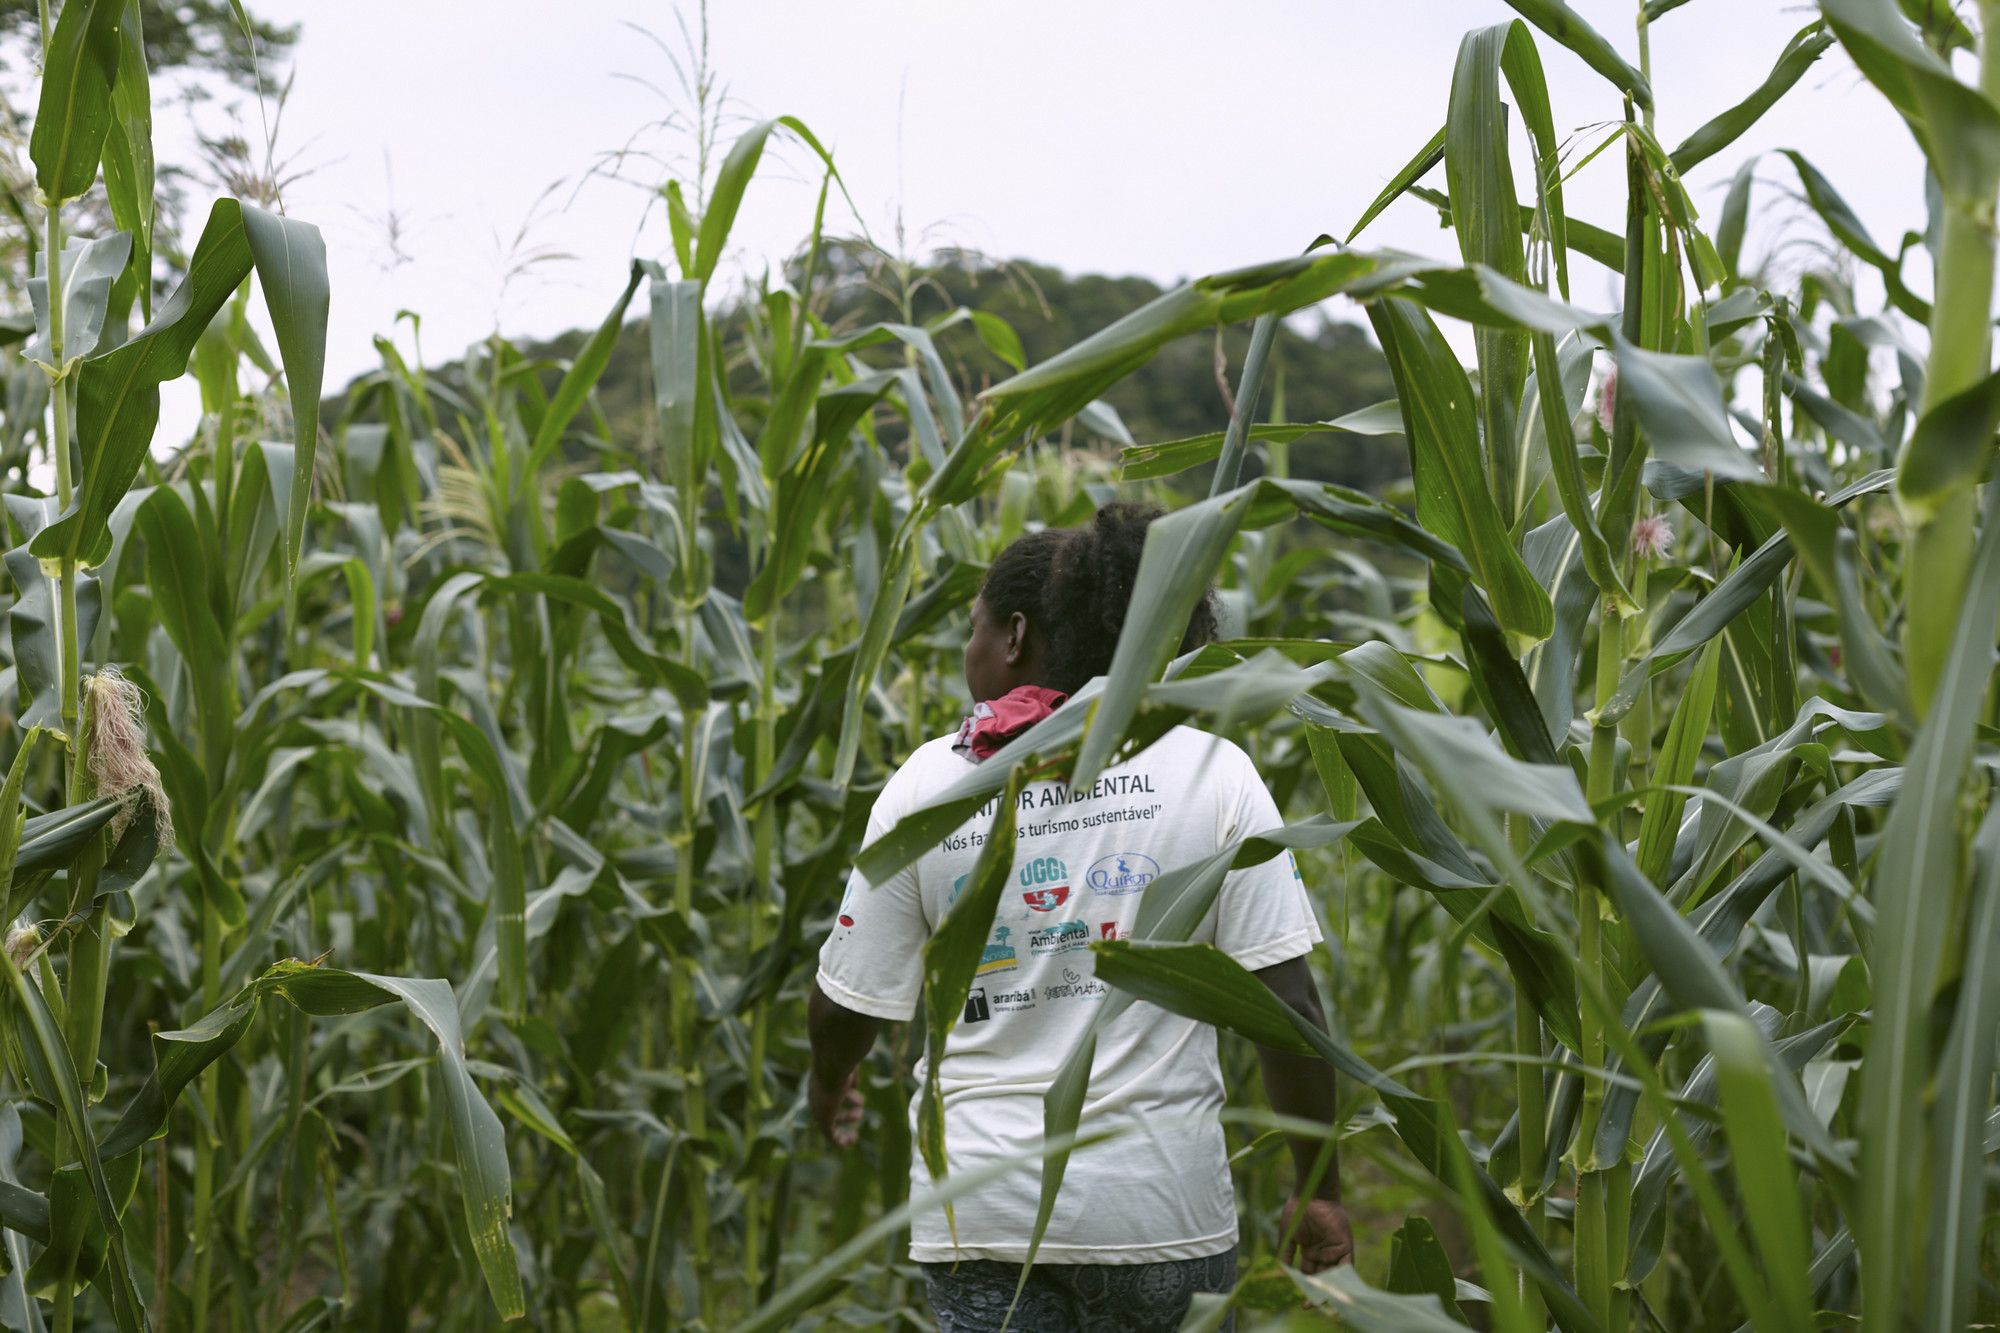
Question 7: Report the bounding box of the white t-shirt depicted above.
[817,724,1320,1265]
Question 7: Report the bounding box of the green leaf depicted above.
[27,232,132,367]
[136,487,232,780]
[1894,365,2000,521]
[1703,1010,1815,1333]
[946,251,1384,505]
[261,964,524,1318]
[1755,486,1908,719]
[831,537,916,789]
[1266,476,1472,572]
[1925,797,2000,1329]
[98,0,151,323]
[523,261,643,486]
[1293,1263,1471,1332]
[893,556,986,642]
[1599,533,1791,723]
[14,794,126,879]
[1353,680,1590,827]
[745,375,897,621]
[1346,127,1444,244]
[34,199,254,566]
[1579,973,1785,1330]
[1368,297,1552,641]
[1022,818,1360,1293]
[1856,482,2000,1328]
[1448,24,1530,518]
[647,269,704,530]
[1497,0,1651,106]
[1529,329,1631,606]
[1387,1217,1468,1321]
[1718,158,1758,279]
[240,205,329,590]
[1595,833,1854,1181]
[1092,940,1597,1333]
[1120,403,1402,482]
[437,712,529,1020]
[1671,23,1834,172]
[0,939,144,1332]
[1778,147,1932,322]
[1819,0,2000,204]
[916,764,1023,1193]
[98,993,256,1158]
[1635,639,1723,885]
[1459,584,1559,764]
[1611,336,1762,480]
[30,0,122,204]
[1498,23,1570,299]
[967,308,1025,372]
[1071,484,1262,789]
[0,729,45,915]
[694,121,777,282]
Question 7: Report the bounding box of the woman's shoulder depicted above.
[1151,724,1256,765]
[1138,726,1262,788]
[874,733,978,809]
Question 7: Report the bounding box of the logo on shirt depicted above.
[1022,886,1069,912]
[836,881,856,929]
[1099,921,1126,942]
[990,987,1036,1013]
[964,988,991,1023]
[1019,855,1071,912]
[1044,966,1108,1003]
[1085,852,1159,897]
[977,926,1018,976]
[1030,921,1091,956]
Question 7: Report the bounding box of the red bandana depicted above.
[954,685,1068,762]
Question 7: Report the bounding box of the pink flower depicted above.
[1631,514,1674,560]
[1596,365,1618,433]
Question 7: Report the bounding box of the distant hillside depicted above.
[517,253,1402,496]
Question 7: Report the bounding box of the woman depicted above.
[809,504,1352,1333]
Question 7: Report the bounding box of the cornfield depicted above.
[0,0,1994,1329]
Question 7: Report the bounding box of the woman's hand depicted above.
[1280,1196,1354,1274]
[806,983,881,1149]
[808,1067,866,1148]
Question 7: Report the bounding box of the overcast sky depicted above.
[157,0,1930,433]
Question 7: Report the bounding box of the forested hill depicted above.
[519,252,1402,497]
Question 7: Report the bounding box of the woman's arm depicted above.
[808,981,883,1148]
[1252,955,1353,1272]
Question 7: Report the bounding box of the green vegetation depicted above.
[0,1,1986,1331]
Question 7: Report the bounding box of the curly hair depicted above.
[978,503,1220,695]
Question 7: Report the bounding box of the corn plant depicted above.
[5,0,1999,1329]
[746,1,2000,1330]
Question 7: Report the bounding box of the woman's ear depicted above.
[1004,611,1031,666]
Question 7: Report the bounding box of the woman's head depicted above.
[962,502,1219,702]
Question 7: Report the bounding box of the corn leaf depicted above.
[1857,482,2000,1328]
[30,0,122,203]
[1367,297,1552,641]
[1672,23,1835,172]
[1498,0,1650,106]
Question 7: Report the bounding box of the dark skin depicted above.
[961,594,1045,705]
[807,596,1354,1273]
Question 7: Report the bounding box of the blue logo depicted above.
[977,926,1017,976]
[1085,852,1159,897]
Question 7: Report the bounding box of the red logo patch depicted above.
[1022,886,1070,913]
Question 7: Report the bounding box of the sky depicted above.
[153,0,1933,437]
